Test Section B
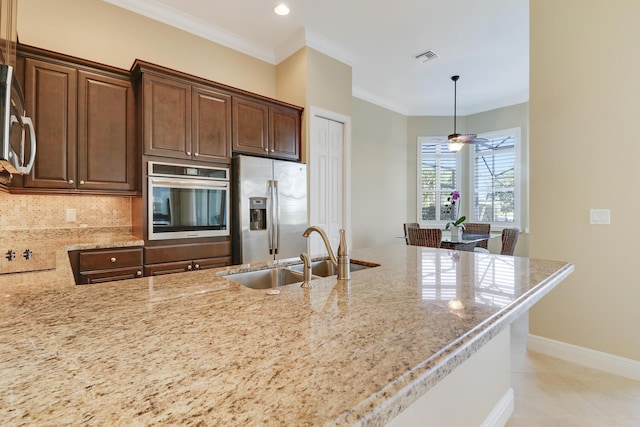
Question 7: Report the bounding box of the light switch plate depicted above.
[590,209,610,225]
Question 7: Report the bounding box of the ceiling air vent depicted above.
[414,50,438,63]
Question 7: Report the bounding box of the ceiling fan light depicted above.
[447,140,465,152]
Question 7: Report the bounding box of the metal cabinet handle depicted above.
[264,147,269,152]
[79,180,85,185]
[186,264,193,271]
[110,257,116,263]
[68,180,74,184]
[194,152,199,157]
[136,270,142,276]
[270,149,274,152]
[186,151,191,156]
[194,264,200,270]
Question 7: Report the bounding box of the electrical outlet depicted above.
[66,208,76,222]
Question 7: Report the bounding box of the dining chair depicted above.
[462,222,491,253]
[403,222,420,245]
[500,228,520,256]
[407,227,442,248]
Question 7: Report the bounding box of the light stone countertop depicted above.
[0,237,573,426]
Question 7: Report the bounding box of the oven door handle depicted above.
[150,177,229,188]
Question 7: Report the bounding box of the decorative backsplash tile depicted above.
[0,193,132,230]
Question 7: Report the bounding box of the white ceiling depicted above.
[102,0,529,116]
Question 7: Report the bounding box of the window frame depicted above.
[469,127,522,230]
[417,127,522,231]
[416,137,461,227]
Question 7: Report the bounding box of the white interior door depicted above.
[309,111,347,257]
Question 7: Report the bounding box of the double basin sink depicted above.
[221,259,378,290]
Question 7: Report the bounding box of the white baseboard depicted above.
[481,388,514,427]
[527,334,640,381]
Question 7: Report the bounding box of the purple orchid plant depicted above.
[444,190,466,230]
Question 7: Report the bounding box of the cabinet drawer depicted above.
[144,242,231,264]
[79,266,143,285]
[144,261,193,276]
[79,248,143,271]
[194,256,231,270]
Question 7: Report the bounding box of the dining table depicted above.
[440,233,498,252]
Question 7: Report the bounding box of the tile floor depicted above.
[506,313,640,427]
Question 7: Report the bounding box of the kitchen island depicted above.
[0,241,573,426]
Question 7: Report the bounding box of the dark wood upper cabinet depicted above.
[232,96,301,161]
[141,73,191,160]
[135,63,232,164]
[232,97,269,155]
[192,86,232,162]
[133,60,302,164]
[269,105,300,160]
[77,70,136,192]
[23,58,77,189]
[12,45,138,195]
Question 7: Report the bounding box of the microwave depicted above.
[0,64,36,177]
[148,161,230,241]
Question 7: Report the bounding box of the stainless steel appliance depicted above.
[148,161,230,241]
[0,64,36,178]
[232,155,307,264]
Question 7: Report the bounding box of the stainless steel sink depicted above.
[222,267,308,290]
[288,260,379,277]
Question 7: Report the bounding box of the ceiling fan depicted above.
[447,75,487,152]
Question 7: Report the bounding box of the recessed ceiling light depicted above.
[274,4,290,16]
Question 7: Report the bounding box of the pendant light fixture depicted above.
[447,75,485,152]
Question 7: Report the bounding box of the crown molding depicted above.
[352,87,410,116]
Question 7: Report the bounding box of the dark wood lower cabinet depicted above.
[144,256,231,276]
[70,247,143,285]
[81,267,144,284]
[144,241,232,276]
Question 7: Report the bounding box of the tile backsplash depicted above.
[0,193,132,230]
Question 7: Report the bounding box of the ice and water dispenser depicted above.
[249,197,267,231]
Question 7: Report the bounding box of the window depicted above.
[418,127,521,229]
[417,138,459,223]
[470,128,521,228]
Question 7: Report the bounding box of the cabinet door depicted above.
[79,267,143,285]
[77,71,136,192]
[23,58,77,189]
[269,106,301,161]
[192,86,231,162]
[142,73,191,160]
[232,97,269,156]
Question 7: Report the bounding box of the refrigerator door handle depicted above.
[268,180,274,254]
[273,180,280,255]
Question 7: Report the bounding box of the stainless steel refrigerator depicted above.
[232,155,308,264]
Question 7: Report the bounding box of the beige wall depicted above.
[530,1,640,361]
[17,0,276,98]
[351,97,407,249]
[276,47,352,164]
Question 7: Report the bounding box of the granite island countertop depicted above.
[0,242,573,426]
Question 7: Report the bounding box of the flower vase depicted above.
[450,225,460,240]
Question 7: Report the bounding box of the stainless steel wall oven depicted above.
[148,161,230,241]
